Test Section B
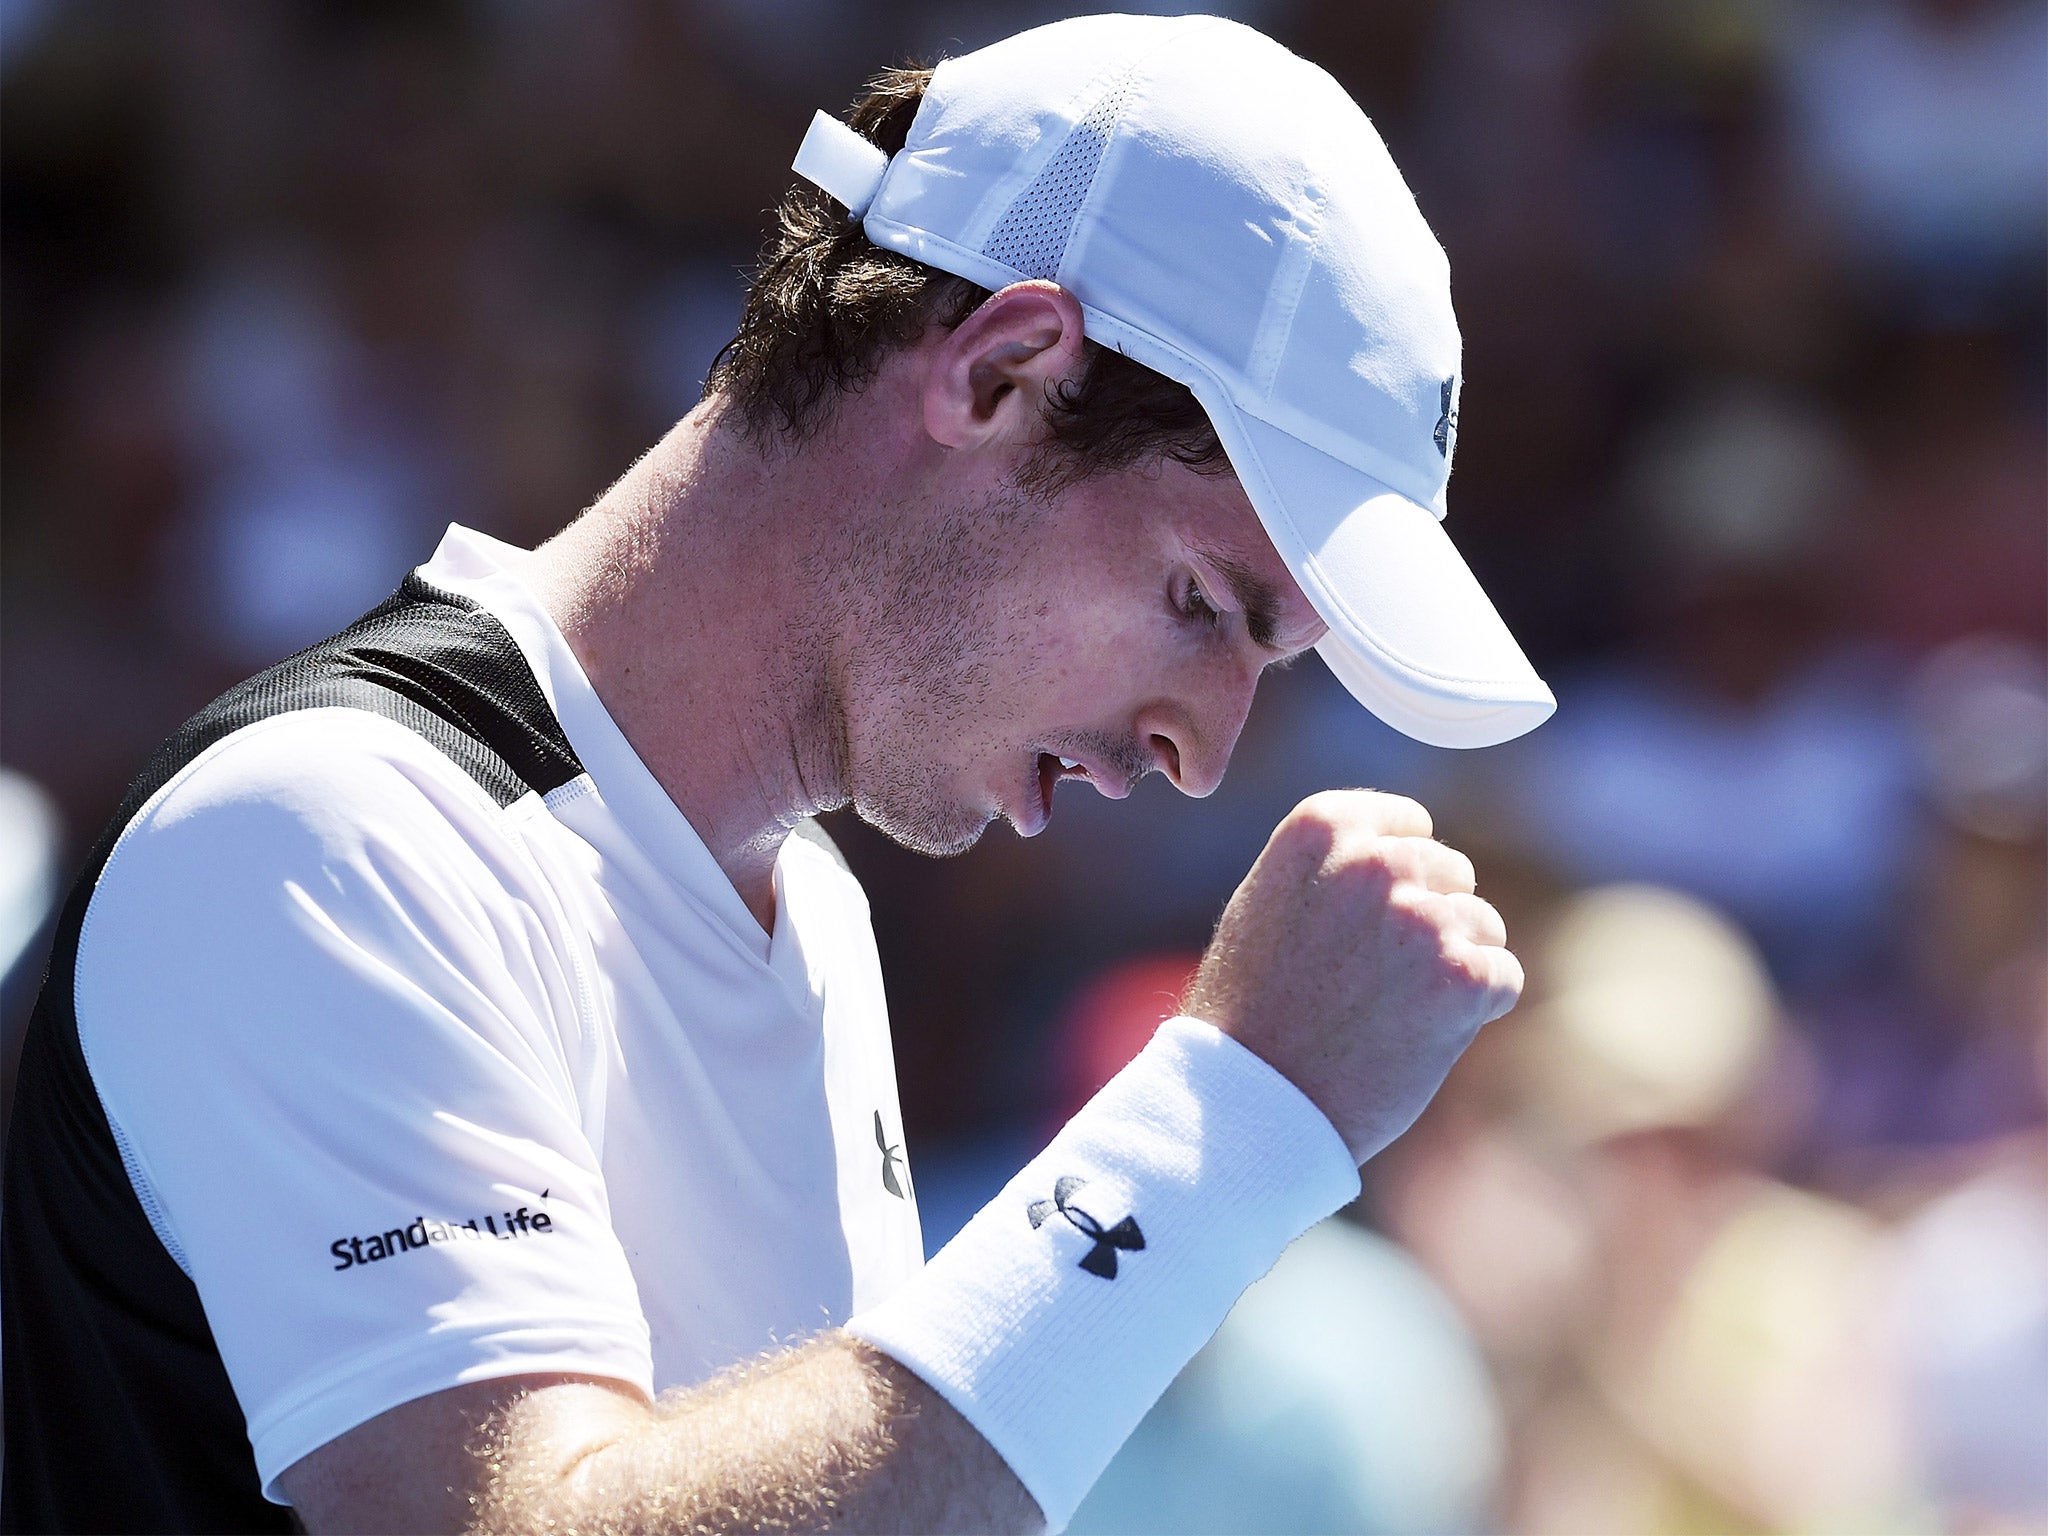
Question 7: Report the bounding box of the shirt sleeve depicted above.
[73,708,652,1501]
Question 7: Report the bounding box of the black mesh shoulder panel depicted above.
[124,572,583,818]
[2,572,583,1533]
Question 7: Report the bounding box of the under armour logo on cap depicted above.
[1027,1176,1145,1279]
[1435,375,1460,462]
[874,1111,907,1199]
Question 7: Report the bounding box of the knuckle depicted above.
[1367,837,1427,883]
[1277,794,1344,843]
[1474,947,1525,1019]
[1389,887,1454,942]
[1461,893,1506,944]
[1295,788,1434,841]
[1437,941,1495,996]
[1336,846,1404,900]
[1268,806,1338,868]
[1333,834,1382,874]
[1443,847,1478,891]
[1496,948,1528,998]
[1292,789,1353,825]
[1370,791,1433,839]
[1415,887,1459,926]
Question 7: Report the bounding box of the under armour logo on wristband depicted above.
[874,1111,908,1199]
[1027,1176,1145,1279]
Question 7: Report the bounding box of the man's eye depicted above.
[1182,580,1220,624]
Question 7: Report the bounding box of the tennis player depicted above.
[2,16,1552,1534]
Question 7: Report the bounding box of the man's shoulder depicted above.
[84,562,594,929]
[93,574,588,868]
[76,712,551,992]
[165,572,583,811]
[125,707,511,848]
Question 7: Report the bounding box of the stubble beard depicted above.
[825,484,1052,858]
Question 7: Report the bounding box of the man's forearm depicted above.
[473,1337,1042,1536]
[290,988,1427,1534]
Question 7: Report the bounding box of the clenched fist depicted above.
[1184,790,1523,1163]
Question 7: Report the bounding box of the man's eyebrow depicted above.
[1206,552,1286,651]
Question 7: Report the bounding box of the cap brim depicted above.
[1221,408,1555,748]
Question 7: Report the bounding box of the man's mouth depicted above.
[1036,751,1089,824]
[1015,745,1140,835]
[1040,753,1089,811]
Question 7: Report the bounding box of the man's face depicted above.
[833,454,1327,856]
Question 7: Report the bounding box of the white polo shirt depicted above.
[71,525,924,1498]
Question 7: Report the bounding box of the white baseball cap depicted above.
[791,12,1555,747]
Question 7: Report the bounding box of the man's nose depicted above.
[1137,665,1260,799]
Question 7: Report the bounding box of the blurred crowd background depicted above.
[2,1,2043,1531]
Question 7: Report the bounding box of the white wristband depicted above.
[845,1016,1359,1531]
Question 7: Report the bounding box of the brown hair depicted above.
[705,67,1228,490]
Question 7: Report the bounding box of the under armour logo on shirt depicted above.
[1028,1176,1145,1279]
[873,1111,907,1199]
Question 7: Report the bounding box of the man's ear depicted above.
[922,281,1089,452]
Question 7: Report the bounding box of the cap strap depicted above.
[792,110,889,219]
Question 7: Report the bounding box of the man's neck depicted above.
[522,399,858,932]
